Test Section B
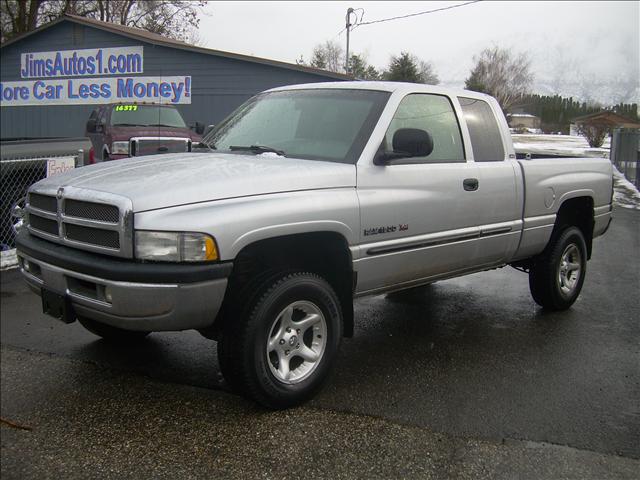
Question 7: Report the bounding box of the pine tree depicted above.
[383,52,422,83]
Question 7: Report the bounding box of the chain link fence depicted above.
[611,128,640,189]
[1,155,78,253]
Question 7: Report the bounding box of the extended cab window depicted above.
[383,94,465,163]
[458,97,505,161]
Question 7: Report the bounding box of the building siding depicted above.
[1,21,343,139]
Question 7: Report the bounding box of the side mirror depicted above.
[374,128,434,165]
[86,119,97,133]
[203,124,215,137]
[393,128,433,157]
[191,121,205,135]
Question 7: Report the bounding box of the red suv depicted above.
[85,103,203,162]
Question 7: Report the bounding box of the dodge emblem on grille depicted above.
[56,187,64,200]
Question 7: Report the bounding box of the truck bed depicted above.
[513,156,613,260]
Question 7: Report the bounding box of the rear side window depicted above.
[458,97,505,162]
[384,94,465,163]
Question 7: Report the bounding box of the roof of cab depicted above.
[267,81,494,100]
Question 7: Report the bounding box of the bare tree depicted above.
[465,46,532,111]
[576,122,609,148]
[1,0,206,44]
[1,0,43,42]
[308,40,344,73]
[418,60,439,85]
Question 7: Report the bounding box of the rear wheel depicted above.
[529,226,587,310]
[217,271,342,409]
[78,317,150,342]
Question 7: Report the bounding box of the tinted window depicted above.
[205,89,389,164]
[383,94,464,163]
[96,107,106,127]
[458,97,505,162]
[110,105,187,128]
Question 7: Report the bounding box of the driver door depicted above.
[355,93,482,294]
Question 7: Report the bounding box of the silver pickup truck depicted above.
[16,82,613,408]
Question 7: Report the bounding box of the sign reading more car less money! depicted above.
[0,46,191,106]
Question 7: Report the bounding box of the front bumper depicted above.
[16,230,232,332]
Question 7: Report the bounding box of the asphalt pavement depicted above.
[1,206,639,478]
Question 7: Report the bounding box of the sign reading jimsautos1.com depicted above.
[0,46,192,106]
[21,47,144,78]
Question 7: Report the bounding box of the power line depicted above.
[352,0,482,29]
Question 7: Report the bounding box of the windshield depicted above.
[203,89,390,164]
[110,105,187,128]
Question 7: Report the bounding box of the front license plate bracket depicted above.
[41,289,76,324]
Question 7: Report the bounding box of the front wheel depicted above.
[529,226,587,310]
[218,272,342,409]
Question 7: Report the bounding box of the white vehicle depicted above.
[17,82,613,408]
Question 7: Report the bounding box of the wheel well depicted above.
[552,197,595,259]
[207,232,355,340]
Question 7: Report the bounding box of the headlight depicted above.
[111,141,130,155]
[135,231,218,262]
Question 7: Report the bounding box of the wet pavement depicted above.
[1,207,639,478]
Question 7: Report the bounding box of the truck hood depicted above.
[33,152,356,212]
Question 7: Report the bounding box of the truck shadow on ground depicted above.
[313,281,585,408]
[74,279,580,406]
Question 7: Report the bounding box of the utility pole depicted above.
[345,8,354,74]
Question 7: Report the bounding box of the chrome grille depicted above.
[26,186,133,258]
[65,199,119,223]
[28,214,58,235]
[65,224,120,249]
[130,137,191,157]
[29,193,57,212]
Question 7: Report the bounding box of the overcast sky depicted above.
[199,1,639,105]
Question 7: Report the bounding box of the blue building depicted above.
[0,14,348,139]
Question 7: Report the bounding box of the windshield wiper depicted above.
[198,140,216,151]
[229,145,285,156]
[113,123,147,127]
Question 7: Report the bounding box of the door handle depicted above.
[463,178,479,191]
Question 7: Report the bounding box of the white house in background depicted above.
[506,113,542,133]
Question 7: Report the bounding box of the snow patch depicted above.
[512,134,610,158]
[612,166,640,210]
[1,249,18,270]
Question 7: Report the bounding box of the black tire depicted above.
[529,226,587,310]
[78,316,150,342]
[217,269,283,394]
[217,271,342,409]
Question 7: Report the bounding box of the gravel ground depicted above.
[2,347,638,480]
